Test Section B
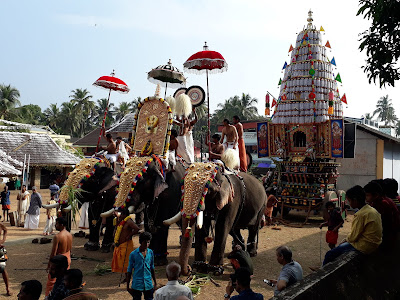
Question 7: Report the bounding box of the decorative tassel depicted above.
[184,226,192,238]
[265,108,270,116]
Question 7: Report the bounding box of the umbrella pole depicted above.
[96,89,112,153]
[164,82,168,99]
[206,69,211,161]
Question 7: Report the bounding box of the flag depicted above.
[272,98,277,107]
[320,26,325,32]
[282,62,288,70]
[288,44,294,52]
[335,73,342,83]
[325,41,331,48]
[331,57,336,66]
[278,78,282,85]
[340,93,347,104]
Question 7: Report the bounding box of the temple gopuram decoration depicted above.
[258,10,348,219]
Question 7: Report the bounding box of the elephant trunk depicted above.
[179,217,195,276]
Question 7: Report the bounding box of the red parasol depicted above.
[93,70,130,152]
[183,42,228,160]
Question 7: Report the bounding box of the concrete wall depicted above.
[336,129,378,191]
[383,142,400,187]
[272,238,400,300]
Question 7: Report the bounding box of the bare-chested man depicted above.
[45,217,73,296]
[220,119,239,150]
[0,222,11,296]
[102,126,118,169]
[112,208,140,283]
[208,133,224,162]
[233,115,247,172]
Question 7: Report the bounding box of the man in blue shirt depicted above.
[49,181,60,199]
[126,232,157,300]
[224,268,263,299]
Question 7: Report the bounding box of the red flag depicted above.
[272,98,277,107]
[325,41,331,48]
[340,93,347,104]
[288,44,294,52]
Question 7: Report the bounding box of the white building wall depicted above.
[337,130,378,192]
[383,142,400,187]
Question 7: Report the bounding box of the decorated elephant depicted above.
[163,162,266,275]
[101,155,187,265]
[43,157,120,252]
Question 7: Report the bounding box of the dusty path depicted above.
[1,189,352,299]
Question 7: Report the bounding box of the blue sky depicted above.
[2,0,400,119]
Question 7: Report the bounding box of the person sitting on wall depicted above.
[364,181,400,248]
[321,185,382,266]
[267,246,303,296]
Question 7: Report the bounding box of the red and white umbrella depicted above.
[183,42,228,159]
[93,70,130,152]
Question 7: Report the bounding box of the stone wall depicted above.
[271,239,400,300]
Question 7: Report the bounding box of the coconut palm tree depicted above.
[95,98,115,127]
[60,102,79,136]
[0,84,21,119]
[70,88,95,136]
[44,103,60,129]
[213,93,260,124]
[115,101,133,122]
[373,95,398,125]
[364,113,373,120]
[396,121,400,138]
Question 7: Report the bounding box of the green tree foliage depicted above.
[357,0,400,87]
[96,98,115,127]
[44,103,60,130]
[0,84,21,118]
[213,93,260,124]
[69,88,95,137]
[115,101,133,122]
[373,95,398,125]
[10,104,45,125]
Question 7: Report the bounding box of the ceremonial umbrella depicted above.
[93,70,130,152]
[147,59,186,99]
[183,42,228,159]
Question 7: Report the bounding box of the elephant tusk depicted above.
[197,211,203,229]
[128,206,134,214]
[62,205,72,212]
[42,203,60,209]
[163,212,181,226]
[100,208,116,218]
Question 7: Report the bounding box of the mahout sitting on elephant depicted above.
[163,161,267,275]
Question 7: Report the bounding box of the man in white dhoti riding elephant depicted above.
[175,95,197,163]
[101,127,119,170]
[220,119,240,169]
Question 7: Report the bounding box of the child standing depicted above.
[43,194,57,235]
[1,186,10,222]
[319,202,344,249]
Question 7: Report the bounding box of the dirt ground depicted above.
[0,189,353,299]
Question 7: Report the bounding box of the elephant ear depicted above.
[215,174,234,210]
[154,168,168,199]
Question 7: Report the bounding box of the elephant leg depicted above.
[150,226,169,266]
[230,228,245,250]
[209,210,236,266]
[194,217,212,262]
[85,214,100,251]
[100,216,114,253]
[246,226,259,257]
